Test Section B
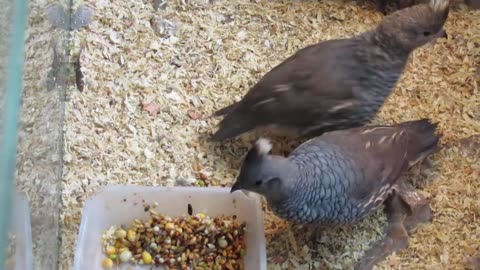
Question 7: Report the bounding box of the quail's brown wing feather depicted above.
[213,37,377,140]
[236,39,362,125]
[317,124,414,203]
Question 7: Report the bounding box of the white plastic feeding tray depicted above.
[73,185,267,270]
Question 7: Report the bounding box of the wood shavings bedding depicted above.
[35,0,480,269]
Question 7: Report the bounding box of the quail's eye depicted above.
[423,31,431,36]
[255,180,262,186]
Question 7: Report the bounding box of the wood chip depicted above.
[187,110,202,120]
[142,102,161,116]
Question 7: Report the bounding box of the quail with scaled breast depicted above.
[210,0,450,141]
[231,119,440,269]
[230,119,439,226]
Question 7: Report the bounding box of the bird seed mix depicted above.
[101,207,247,270]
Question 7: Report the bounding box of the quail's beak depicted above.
[230,182,241,193]
[435,29,448,39]
[427,29,448,47]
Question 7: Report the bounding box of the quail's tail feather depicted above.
[211,102,238,117]
[209,112,257,141]
[400,119,440,165]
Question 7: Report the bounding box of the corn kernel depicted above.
[165,222,175,230]
[127,230,136,242]
[102,258,113,270]
[142,251,153,264]
[105,246,116,255]
[117,247,128,254]
[114,229,127,239]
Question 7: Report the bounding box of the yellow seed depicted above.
[165,222,175,230]
[115,229,127,239]
[188,219,199,226]
[149,209,159,216]
[197,213,206,219]
[187,237,197,245]
[127,230,136,242]
[109,254,117,260]
[142,251,153,264]
[117,247,128,254]
[105,246,116,255]
[102,258,113,270]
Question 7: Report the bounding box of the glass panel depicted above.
[0,0,30,269]
[1,0,70,269]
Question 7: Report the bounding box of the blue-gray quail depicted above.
[230,119,440,226]
[231,119,440,269]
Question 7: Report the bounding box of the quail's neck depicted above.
[265,163,300,204]
[366,30,412,60]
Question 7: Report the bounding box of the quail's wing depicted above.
[237,39,363,124]
[315,124,413,203]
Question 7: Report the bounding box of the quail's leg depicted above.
[395,181,433,232]
[306,223,324,246]
[310,228,322,244]
[376,0,388,14]
[354,193,410,270]
[467,256,480,270]
[355,183,433,270]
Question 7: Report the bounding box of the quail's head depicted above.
[464,0,480,9]
[230,138,293,202]
[377,0,450,52]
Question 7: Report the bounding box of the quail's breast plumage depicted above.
[235,119,440,225]
[272,143,364,224]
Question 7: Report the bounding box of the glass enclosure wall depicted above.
[1,0,70,269]
[0,0,30,269]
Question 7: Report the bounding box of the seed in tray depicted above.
[101,206,247,269]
